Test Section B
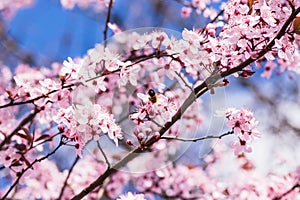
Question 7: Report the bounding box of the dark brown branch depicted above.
[71,7,300,199]
[273,183,300,200]
[1,139,64,200]
[160,131,234,142]
[97,141,110,168]
[103,0,114,48]
[58,156,80,200]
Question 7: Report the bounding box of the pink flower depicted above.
[130,90,177,125]
[61,57,82,79]
[53,103,123,156]
[151,31,170,49]
[225,107,260,155]
[181,7,192,18]
[259,1,277,27]
[119,64,141,86]
[0,147,21,167]
[231,139,252,156]
[261,61,277,79]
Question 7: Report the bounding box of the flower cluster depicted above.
[213,1,289,71]
[225,107,260,155]
[180,0,220,19]
[130,90,177,126]
[54,103,123,156]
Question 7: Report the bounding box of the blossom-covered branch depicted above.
[71,4,300,198]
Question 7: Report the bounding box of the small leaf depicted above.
[15,143,27,152]
[293,17,300,35]
[247,0,258,14]
[247,0,258,7]
[240,70,255,78]
[21,128,33,145]
[10,159,23,167]
[247,0,254,8]
[20,155,32,168]
[34,134,50,142]
[5,90,14,101]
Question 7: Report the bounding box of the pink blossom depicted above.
[231,139,252,155]
[181,7,192,18]
[151,31,170,49]
[225,107,260,155]
[0,0,34,19]
[61,57,82,80]
[130,90,177,125]
[119,64,141,86]
[259,1,277,27]
[261,61,277,79]
[0,147,21,167]
[53,103,123,156]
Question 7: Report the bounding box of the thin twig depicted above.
[103,0,114,48]
[174,71,194,93]
[160,131,234,142]
[273,183,300,200]
[97,141,110,168]
[201,9,224,34]
[1,139,64,200]
[57,156,80,200]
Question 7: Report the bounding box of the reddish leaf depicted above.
[293,17,300,35]
[240,70,255,78]
[15,143,27,152]
[34,134,50,142]
[10,159,23,167]
[247,0,258,7]
[5,90,14,101]
[21,155,32,168]
[21,127,33,145]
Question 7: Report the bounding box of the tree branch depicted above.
[58,156,80,200]
[103,0,114,48]
[160,131,234,142]
[273,183,300,200]
[97,141,110,169]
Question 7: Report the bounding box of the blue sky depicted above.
[6,0,203,68]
